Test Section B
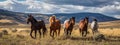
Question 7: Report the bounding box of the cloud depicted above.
[43,0,120,7]
[114,15,120,18]
[0,0,120,19]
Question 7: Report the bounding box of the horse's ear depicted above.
[85,17,89,19]
[94,19,97,21]
[72,17,75,19]
[73,17,75,19]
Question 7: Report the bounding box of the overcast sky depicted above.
[0,0,120,19]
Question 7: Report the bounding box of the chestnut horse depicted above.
[27,15,47,39]
[79,17,89,37]
[64,17,75,36]
[49,16,61,38]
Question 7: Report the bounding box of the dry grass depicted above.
[0,20,120,45]
[0,19,13,23]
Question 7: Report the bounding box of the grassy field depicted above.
[0,20,120,45]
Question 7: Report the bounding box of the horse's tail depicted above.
[41,20,46,28]
[41,20,47,35]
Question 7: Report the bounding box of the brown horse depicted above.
[49,16,61,38]
[79,17,89,37]
[27,15,47,39]
[64,17,75,36]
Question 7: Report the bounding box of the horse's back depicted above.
[56,19,61,24]
[64,20,69,28]
[38,20,45,26]
[55,19,61,28]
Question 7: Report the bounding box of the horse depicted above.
[27,15,47,39]
[49,15,61,38]
[64,17,75,36]
[91,19,106,41]
[91,19,99,35]
[79,17,89,37]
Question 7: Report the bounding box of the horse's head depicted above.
[85,17,89,24]
[70,17,75,25]
[52,15,56,22]
[49,15,56,23]
[93,18,97,22]
[27,15,33,24]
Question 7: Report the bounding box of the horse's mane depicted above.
[80,19,85,23]
[31,16,38,22]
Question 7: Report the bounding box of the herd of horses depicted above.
[27,15,97,39]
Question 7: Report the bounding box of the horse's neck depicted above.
[85,19,88,24]
[49,17,55,23]
[68,19,74,26]
[33,18,37,22]
[81,19,88,26]
[31,18,38,25]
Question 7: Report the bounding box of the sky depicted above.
[0,0,120,19]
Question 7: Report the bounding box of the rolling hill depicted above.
[0,9,119,25]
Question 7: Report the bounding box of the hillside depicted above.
[0,9,119,25]
[50,13,118,23]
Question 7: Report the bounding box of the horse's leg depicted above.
[66,29,69,36]
[50,27,52,37]
[79,28,81,36]
[84,27,88,37]
[65,30,68,36]
[38,30,41,38]
[69,30,71,36]
[58,28,61,36]
[34,30,37,39]
[42,29,45,38]
[55,30,57,37]
[64,28,66,34]
[52,30,55,38]
[68,30,70,36]
[82,31,84,37]
[92,29,94,36]
[41,28,45,38]
[70,28,73,36]
[79,28,83,37]
[64,28,67,36]
[84,30,87,37]
[30,29,34,38]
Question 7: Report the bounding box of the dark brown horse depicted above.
[49,16,61,38]
[27,15,47,39]
[79,17,89,37]
[64,17,75,36]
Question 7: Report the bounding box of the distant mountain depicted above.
[0,9,119,25]
[50,13,119,23]
[0,9,27,24]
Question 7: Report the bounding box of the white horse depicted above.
[91,19,99,35]
[91,19,106,41]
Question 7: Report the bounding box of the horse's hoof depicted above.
[33,37,36,39]
[52,37,55,39]
[31,37,36,39]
